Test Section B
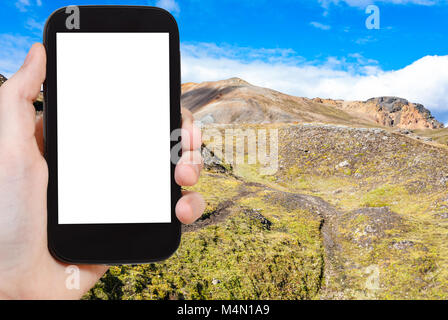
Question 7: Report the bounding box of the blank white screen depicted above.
[56,33,171,224]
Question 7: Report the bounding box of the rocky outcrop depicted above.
[341,97,443,130]
[201,144,233,174]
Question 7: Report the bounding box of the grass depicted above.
[360,185,407,207]
[85,177,325,300]
[225,123,448,299]
[85,122,448,300]
[415,128,448,146]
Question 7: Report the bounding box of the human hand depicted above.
[0,43,205,300]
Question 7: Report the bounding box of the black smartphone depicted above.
[43,6,182,264]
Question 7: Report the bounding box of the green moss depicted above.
[361,185,407,207]
[85,188,324,300]
[186,172,241,208]
[85,122,448,300]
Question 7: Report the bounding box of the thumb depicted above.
[0,43,46,143]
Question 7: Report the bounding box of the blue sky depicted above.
[1,0,448,122]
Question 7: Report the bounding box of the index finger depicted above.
[181,107,202,151]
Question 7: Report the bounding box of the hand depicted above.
[0,43,205,300]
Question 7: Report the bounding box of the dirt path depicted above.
[183,176,346,298]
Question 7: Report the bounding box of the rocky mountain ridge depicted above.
[0,72,440,130]
[182,78,443,130]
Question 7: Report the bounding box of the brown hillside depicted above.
[181,78,443,130]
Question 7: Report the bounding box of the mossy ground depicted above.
[86,123,448,300]
[415,128,448,146]
[236,124,448,299]
[85,173,324,300]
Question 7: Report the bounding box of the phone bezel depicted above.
[44,6,182,265]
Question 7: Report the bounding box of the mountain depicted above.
[0,74,6,86]
[90,121,448,300]
[181,78,443,130]
[1,68,446,298]
[84,77,448,299]
[1,73,441,129]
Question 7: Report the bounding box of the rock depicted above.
[346,96,444,129]
[438,212,448,219]
[390,240,414,250]
[199,114,215,125]
[201,145,233,173]
[339,207,403,249]
[336,160,350,168]
[364,225,377,233]
[244,208,272,230]
[367,96,409,113]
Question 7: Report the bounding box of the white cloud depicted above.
[310,21,332,30]
[355,35,377,45]
[181,42,448,114]
[1,35,445,119]
[15,0,31,12]
[25,18,45,32]
[182,42,304,64]
[0,34,33,78]
[15,0,42,12]
[155,0,180,14]
[319,0,438,8]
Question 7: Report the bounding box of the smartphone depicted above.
[43,6,182,264]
